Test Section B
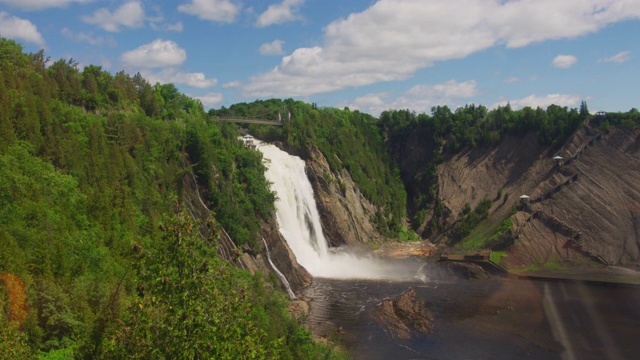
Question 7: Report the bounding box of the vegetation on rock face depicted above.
[0,38,340,359]
[379,102,638,240]
[212,100,408,237]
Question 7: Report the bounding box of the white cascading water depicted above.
[258,140,422,280]
[262,238,296,299]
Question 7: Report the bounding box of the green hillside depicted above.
[0,38,343,359]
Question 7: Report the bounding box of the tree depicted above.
[579,100,589,119]
[104,212,281,359]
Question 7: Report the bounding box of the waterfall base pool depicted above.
[303,276,640,360]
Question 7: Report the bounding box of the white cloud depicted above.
[343,93,388,115]
[0,11,45,46]
[244,0,640,98]
[597,50,632,63]
[123,39,216,89]
[178,0,241,23]
[407,80,479,99]
[189,92,224,109]
[259,39,285,56]
[61,27,116,46]
[166,22,184,32]
[82,1,145,32]
[503,77,519,84]
[122,39,186,68]
[141,69,217,88]
[552,54,578,69]
[256,0,304,27]
[222,80,242,88]
[0,0,91,10]
[149,21,184,32]
[492,94,581,110]
[344,80,479,116]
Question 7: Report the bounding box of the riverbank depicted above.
[387,242,640,286]
[509,265,640,286]
[373,240,436,258]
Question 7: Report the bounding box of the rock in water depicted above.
[439,261,488,279]
[372,288,432,340]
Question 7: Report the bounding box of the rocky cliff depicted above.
[305,144,383,247]
[181,159,311,293]
[434,125,640,270]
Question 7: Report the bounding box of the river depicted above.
[257,140,640,360]
[304,276,640,359]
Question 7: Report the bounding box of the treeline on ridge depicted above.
[379,102,639,237]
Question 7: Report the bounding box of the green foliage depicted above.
[398,228,421,242]
[458,216,513,252]
[486,217,514,249]
[104,213,279,359]
[0,38,323,358]
[0,325,33,359]
[451,199,492,243]
[490,251,507,265]
[542,257,566,271]
[104,212,343,359]
[185,120,276,247]
[600,108,639,129]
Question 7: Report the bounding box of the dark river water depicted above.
[303,274,640,360]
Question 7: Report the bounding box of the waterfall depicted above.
[262,238,296,299]
[258,141,421,280]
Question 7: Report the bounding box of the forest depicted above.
[2,36,639,359]
[0,38,344,359]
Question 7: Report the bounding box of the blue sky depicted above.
[1,0,639,116]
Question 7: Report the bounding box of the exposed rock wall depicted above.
[305,144,383,247]
[434,126,640,270]
[259,216,312,290]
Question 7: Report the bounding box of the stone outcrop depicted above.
[372,288,433,340]
[180,157,311,294]
[259,216,312,290]
[429,126,640,270]
[436,261,488,279]
[305,144,383,247]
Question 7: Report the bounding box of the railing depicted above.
[211,116,283,126]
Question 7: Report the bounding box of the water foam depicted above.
[258,141,421,280]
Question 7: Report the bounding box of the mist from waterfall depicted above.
[258,141,422,280]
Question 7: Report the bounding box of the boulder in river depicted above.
[372,288,433,340]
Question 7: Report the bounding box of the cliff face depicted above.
[305,145,383,247]
[433,125,640,270]
[181,160,311,292]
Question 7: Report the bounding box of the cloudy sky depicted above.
[1,0,639,116]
